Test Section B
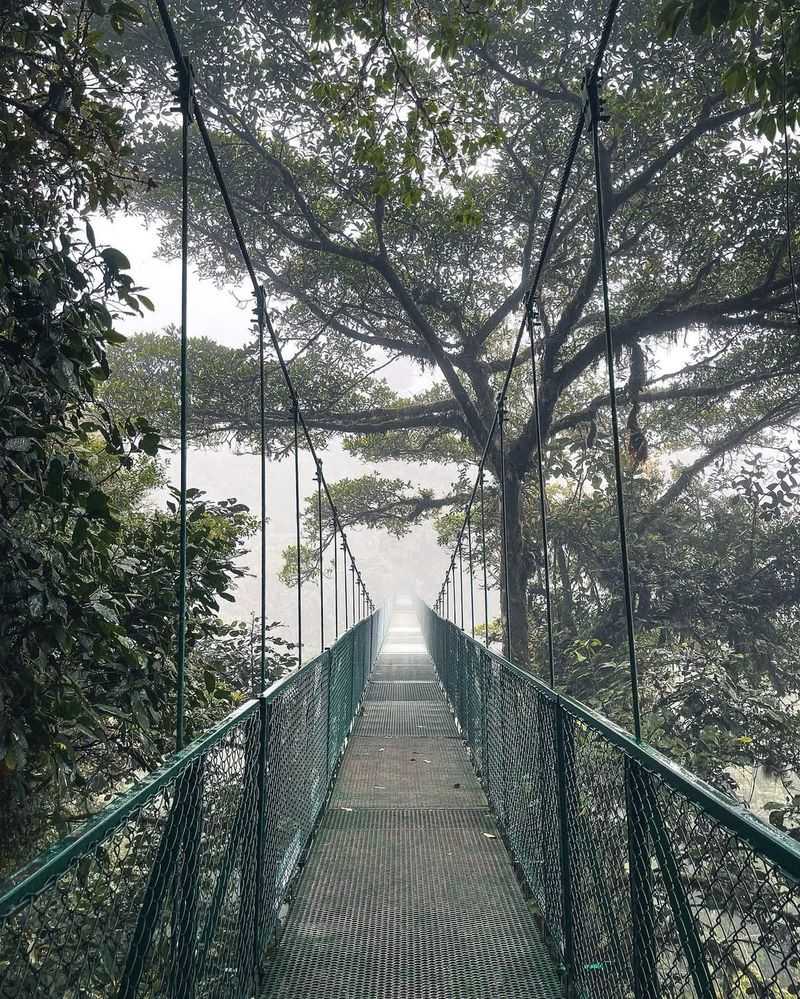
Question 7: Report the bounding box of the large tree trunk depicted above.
[499,467,530,665]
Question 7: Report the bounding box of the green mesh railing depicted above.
[418,601,800,999]
[0,610,385,999]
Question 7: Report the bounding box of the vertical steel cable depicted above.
[257,287,267,691]
[458,543,465,630]
[445,571,450,620]
[467,509,475,639]
[588,75,642,739]
[343,537,349,630]
[316,460,324,652]
[351,563,356,622]
[333,519,339,639]
[293,399,302,669]
[175,56,191,751]
[526,298,556,687]
[496,395,512,659]
[779,5,800,327]
[479,468,489,646]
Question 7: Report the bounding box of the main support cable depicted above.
[587,73,642,740]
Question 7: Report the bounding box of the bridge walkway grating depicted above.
[259,605,560,998]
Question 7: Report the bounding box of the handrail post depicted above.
[625,757,658,998]
[480,649,489,788]
[324,649,332,781]
[254,697,273,979]
[348,630,355,729]
[170,760,203,999]
[555,702,576,995]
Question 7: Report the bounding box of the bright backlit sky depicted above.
[94,213,474,650]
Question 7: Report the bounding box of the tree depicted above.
[120,0,799,665]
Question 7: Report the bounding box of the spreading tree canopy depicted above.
[116,0,799,665]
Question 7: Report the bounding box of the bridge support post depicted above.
[625,757,658,998]
[554,704,576,996]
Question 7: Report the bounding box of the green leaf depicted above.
[100,247,131,272]
[708,0,730,28]
[46,457,65,502]
[658,0,689,37]
[139,432,160,456]
[722,62,748,96]
[85,488,111,519]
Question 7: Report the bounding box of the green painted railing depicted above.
[0,609,386,999]
[418,601,800,999]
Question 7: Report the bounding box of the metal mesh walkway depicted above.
[259,603,560,998]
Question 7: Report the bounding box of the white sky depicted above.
[95,213,478,649]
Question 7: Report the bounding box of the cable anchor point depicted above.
[171,55,195,121]
[582,68,610,130]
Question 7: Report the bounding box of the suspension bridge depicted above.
[1,0,799,995]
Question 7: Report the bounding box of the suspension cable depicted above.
[257,287,268,691]
[293,399,303,670]
[587,73,642,740]
[779,4,800,328]
[526,298,556,687]
[333,519,339,639]
[156,0,373,680]
[343,536,349,630]
[316,459,324,652]
[175,54,191,751]
[497,394,512,659]
[431,0,623,674]
[467,508,475,639]
[479,468,489,646]
[458,540,465,630]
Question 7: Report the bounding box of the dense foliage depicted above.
[0,2,292,875]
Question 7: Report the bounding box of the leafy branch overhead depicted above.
[658,0,800,137]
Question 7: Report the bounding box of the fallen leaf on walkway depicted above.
[482,832,497,839]
[453,783,461,788]
[339,806,353,812]
[374,785,386,789]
